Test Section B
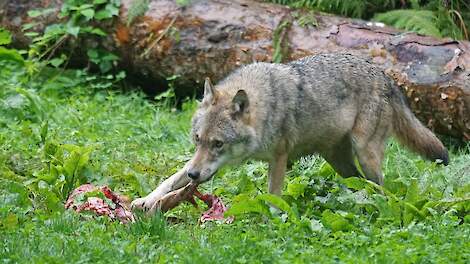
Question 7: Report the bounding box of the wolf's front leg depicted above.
[131,163,190,212]
[268,152,288,195]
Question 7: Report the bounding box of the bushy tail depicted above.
[391,85,449,165]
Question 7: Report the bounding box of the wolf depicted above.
[132,53,448,211]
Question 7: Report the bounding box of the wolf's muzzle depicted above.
[187,169,200,180]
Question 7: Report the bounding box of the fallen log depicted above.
[1,0,469,140]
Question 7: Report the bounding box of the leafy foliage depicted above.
[272,0,371,18]
[225,160,469,230]
[272,19,291,63]
[267,0,470,40]
[24,0,122,74]
[374,9,442,37]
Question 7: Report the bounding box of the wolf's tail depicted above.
[391,84,449,165]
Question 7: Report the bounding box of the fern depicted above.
[374,9,442,38]
[267,0,401,19]
[268,0,469,39]
[299,0,367,18]
[127,0,149,26]
[435,9,466,40]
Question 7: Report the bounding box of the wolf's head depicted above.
[187,78,257,183]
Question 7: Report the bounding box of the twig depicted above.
[141,16,178,58]
[449,9,469,40]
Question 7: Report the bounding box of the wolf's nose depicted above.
[187,170,200,180]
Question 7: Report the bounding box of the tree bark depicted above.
[1,0,469,140]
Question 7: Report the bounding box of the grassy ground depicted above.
[0,60,469,263]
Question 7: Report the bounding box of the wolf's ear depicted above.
[232,89,249,117]
[203,77,216,104]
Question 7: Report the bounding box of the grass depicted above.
[0,60,469,263]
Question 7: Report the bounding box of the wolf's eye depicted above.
[214,140,224,149]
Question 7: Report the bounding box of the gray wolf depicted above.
[132,53,448,211]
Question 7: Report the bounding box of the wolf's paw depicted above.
[131,195,159,213]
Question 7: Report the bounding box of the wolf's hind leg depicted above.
[353,140,385,185]
[351,129,387,186]
[351,101,392,185]
[323,135,361,178]
[268,152,288,195]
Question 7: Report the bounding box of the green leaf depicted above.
[0,179,32,209]
[39,186,63,212]
[257,194,290,214]
[49,57,66,68]
[37,170,58,185]
[403,202,425,225]
[99,61,112,73]
[80,9,95,20]
[0,47,24,64]
[95,10,112,20]
[341,177,368,191]
[24,32,40,38]
[403,179,421,225]
[44,141,59,158]
[464,215,470,224]
[63,150,82,177]
[318,161,336,177]
[87,49,99,60]
[321,209,353,232]
[106,4,120,17]
[373,195,400,224]
[78,4,94,10]
[27,8,56,18]
[63,147,92,178]
[27,10,43,18]
[90,28,107,36]
[225,196,271,217]
[101,52,119,61]
[0,47,25,65]
[286,182,306,199]
[420,200,439,216]
[16,88,46,121]
[258,194,299,222]
[66,25,80,37]
[404,179,419,205]
[95,3,120,20]
[0,28,12,45]
[115,70,126,80]
[22,22,39,31]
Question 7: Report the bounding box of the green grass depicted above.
[0,60,469,263]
